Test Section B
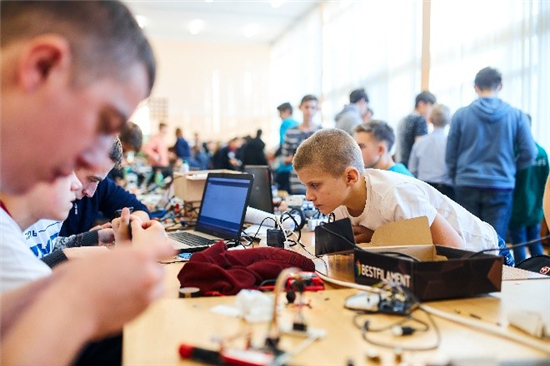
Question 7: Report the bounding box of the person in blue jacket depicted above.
[60,139,150,237]
[446,66,537,242]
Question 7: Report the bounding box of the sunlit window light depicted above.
[189,19,204,35]
[130,103,151,136]
[243,23,259,38]
[270,0,285,8]
[339,0,352,9]
[135,15,148,29]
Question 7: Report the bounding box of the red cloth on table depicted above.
[177,241,315,295]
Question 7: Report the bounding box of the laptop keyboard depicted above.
[168,231,217,247]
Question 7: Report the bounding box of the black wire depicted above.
[241,216,279,242]
[280,211,302,242]
[279,232,329,277]
[314,263,329,278]
[258,279,277,289]
[286,239,298,247]
[317,224,356,247]
[353,313,429,333]
[238,235,254,247]
[291,239,317,259]
[226,238,248,249]
[350,282,441,352]
[360,307,441,352]
[467,234,550,258]
[162,194,175,210]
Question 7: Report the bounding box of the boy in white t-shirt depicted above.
[0,172,82,293]
[293,128,514,266]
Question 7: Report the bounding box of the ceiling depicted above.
[124,0,321,45]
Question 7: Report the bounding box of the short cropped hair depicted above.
[0,1,156,93]
[355,120,396,151]
[119,121,143,152]
[415,91,437,108]
[293,128,364,177]
[474,67,502,91]
[159,122,167,130]
[430,104,451,127]
[277,102,293,114]
[300,94,318,106]
[109,137,123,168]
[350,88,369,104]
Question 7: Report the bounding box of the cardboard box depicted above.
[354,244,502,301]
[317,217,503,301]
[173,170,239,203]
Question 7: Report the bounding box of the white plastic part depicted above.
[245,207,294,230]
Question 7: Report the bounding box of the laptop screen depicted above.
[244,166,274,213]
[195,173,253,239]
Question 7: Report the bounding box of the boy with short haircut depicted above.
[24,137,142,268]
[354,120,413,177]
[409,104,454,199]
[293,128,513,266]
[61,137,150,237]
[282,94,322,194]
[0,172,82,292]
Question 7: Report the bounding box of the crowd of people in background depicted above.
[125,66,547,265]
[84,62,547,266]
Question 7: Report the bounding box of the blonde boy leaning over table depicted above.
[292,128,514,266]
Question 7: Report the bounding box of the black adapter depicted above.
[267,229,285,248]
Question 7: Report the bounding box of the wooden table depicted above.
[124,259,550,365]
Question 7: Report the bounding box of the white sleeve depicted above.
[0,232,52,293]
[380,182,438,225]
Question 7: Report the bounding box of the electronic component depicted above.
[266,229,285,248]
[285,272,324,293]
[286,195,305,208]
[178,252,194,261]
[344,284,418,315]
[111,206,134,220]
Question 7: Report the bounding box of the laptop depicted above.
[243,165,274,214]
[168,172,254,252]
